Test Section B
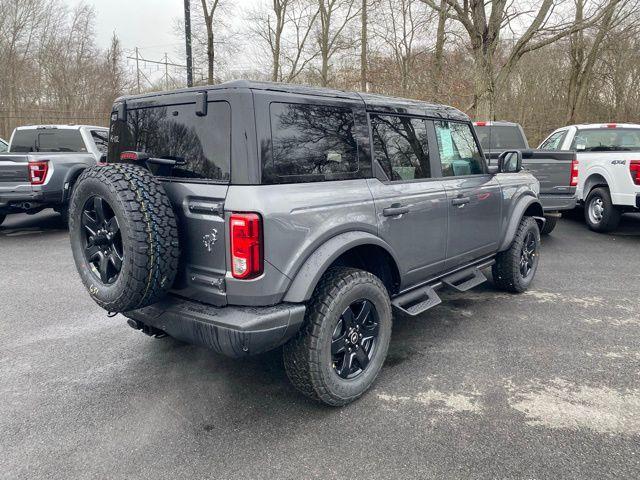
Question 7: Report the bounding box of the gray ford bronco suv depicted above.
[68,80,544,406]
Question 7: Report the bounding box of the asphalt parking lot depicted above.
[1,210,639,479]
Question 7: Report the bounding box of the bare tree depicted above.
[316,0,361,86]
[420,0,620,119]
[360,0,368,91]
[199,0,221,84]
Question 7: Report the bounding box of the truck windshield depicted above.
[475,125,527,150]
[10,129,86,153]
[571,128,640,152]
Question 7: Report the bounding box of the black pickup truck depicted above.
[473,121,577,234]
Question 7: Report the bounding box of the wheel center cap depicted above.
[349,331,359,344]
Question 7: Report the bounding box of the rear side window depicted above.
[539,130,566,150]
[370,114,431,180]
[266,102,359,183]
[435,121,484,177]
[10,129,86,153]
[571,128,640,152]
[475,125,527,150]
[91,130,109,155]
[109,101,231,181]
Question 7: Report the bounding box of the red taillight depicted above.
[120,151,140,161]
[474,121,487,126]
[230,213,263,279]
[630,160,640,185]
[606,123,617,128]
[28,160,49,185]
[570,158,579,187]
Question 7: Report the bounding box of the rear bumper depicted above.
[0,188,60,210]
[539,193,577,212]
[124,295,306,358]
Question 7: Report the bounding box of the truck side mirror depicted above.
[498,150,523,173]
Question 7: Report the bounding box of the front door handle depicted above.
[383,204,410,217]
[452,196,471,207]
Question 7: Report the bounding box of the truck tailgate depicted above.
[0,155,30,184]
[521,150,575,195]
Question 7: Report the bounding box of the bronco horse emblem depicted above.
[202,228,218,252]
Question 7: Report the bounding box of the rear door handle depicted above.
[383,204,410,217]
[452,196,470,207]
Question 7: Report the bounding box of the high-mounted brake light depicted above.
[474,121,487,126]
[230,213,263,279]
[28,160,49,185]
[570,158,579,187]
[120,151,149,161]
[606,123,618,129]
[630,160,640,186]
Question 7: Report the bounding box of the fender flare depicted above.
[61,165,88,203]
[283,231,400,303]
[498,195,544,251]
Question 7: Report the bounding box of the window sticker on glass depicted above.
[438,124,455,159]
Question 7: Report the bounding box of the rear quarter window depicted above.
[264,102,362,183]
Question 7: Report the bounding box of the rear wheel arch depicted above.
[583,173,609,198]
[283,232,401,303]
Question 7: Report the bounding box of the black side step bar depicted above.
[442,268,487,292]
[391,285,442,317]
[391,259,494,317]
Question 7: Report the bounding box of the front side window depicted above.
[571,128,640,152]
[539,130,566,150]
[370,114,431,181]
[435,121,484,177]
[109,101,231,181]
[267,102,359,182]
[10,129,86,153]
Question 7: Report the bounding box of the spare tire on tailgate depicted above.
[69,164,180,312]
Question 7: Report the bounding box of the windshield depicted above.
[9,129,86,153]
[571,128,640,152]
[475,125,527,150]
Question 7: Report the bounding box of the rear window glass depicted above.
[571,128,640,152]
[265,102,360,183]
[91,130,109,155]
[10,129,86,153]
[108,101,231,181]
[475,125,527,150]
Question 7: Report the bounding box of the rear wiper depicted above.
[146,157,187,167]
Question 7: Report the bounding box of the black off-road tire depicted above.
[69,164,180,312]
[283,267,392,406]
[0,214,6,226]
[492,216,540,293]
[584,187,621,232]
[540,215,557,235]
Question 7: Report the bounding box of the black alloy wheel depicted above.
[331,299,379,379]
[519,230,537,278]
[82,196,123,284]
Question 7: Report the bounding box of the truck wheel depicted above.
[584,187,621,232]
[283,267,392,406]
[492,216,540,293]
[540,215,557,235]
[0,214,5,226]
[68,164,180,313]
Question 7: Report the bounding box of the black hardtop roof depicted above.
[116,79,469,121]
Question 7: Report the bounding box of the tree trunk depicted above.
[473,48,495,120]
[433,0,447,99]
[360,0,367,91]
[206,18,215,84]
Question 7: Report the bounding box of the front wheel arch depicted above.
[498,196,544,251]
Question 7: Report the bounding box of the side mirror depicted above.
[498,150,523,173]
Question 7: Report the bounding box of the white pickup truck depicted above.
[538,123,640,232]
